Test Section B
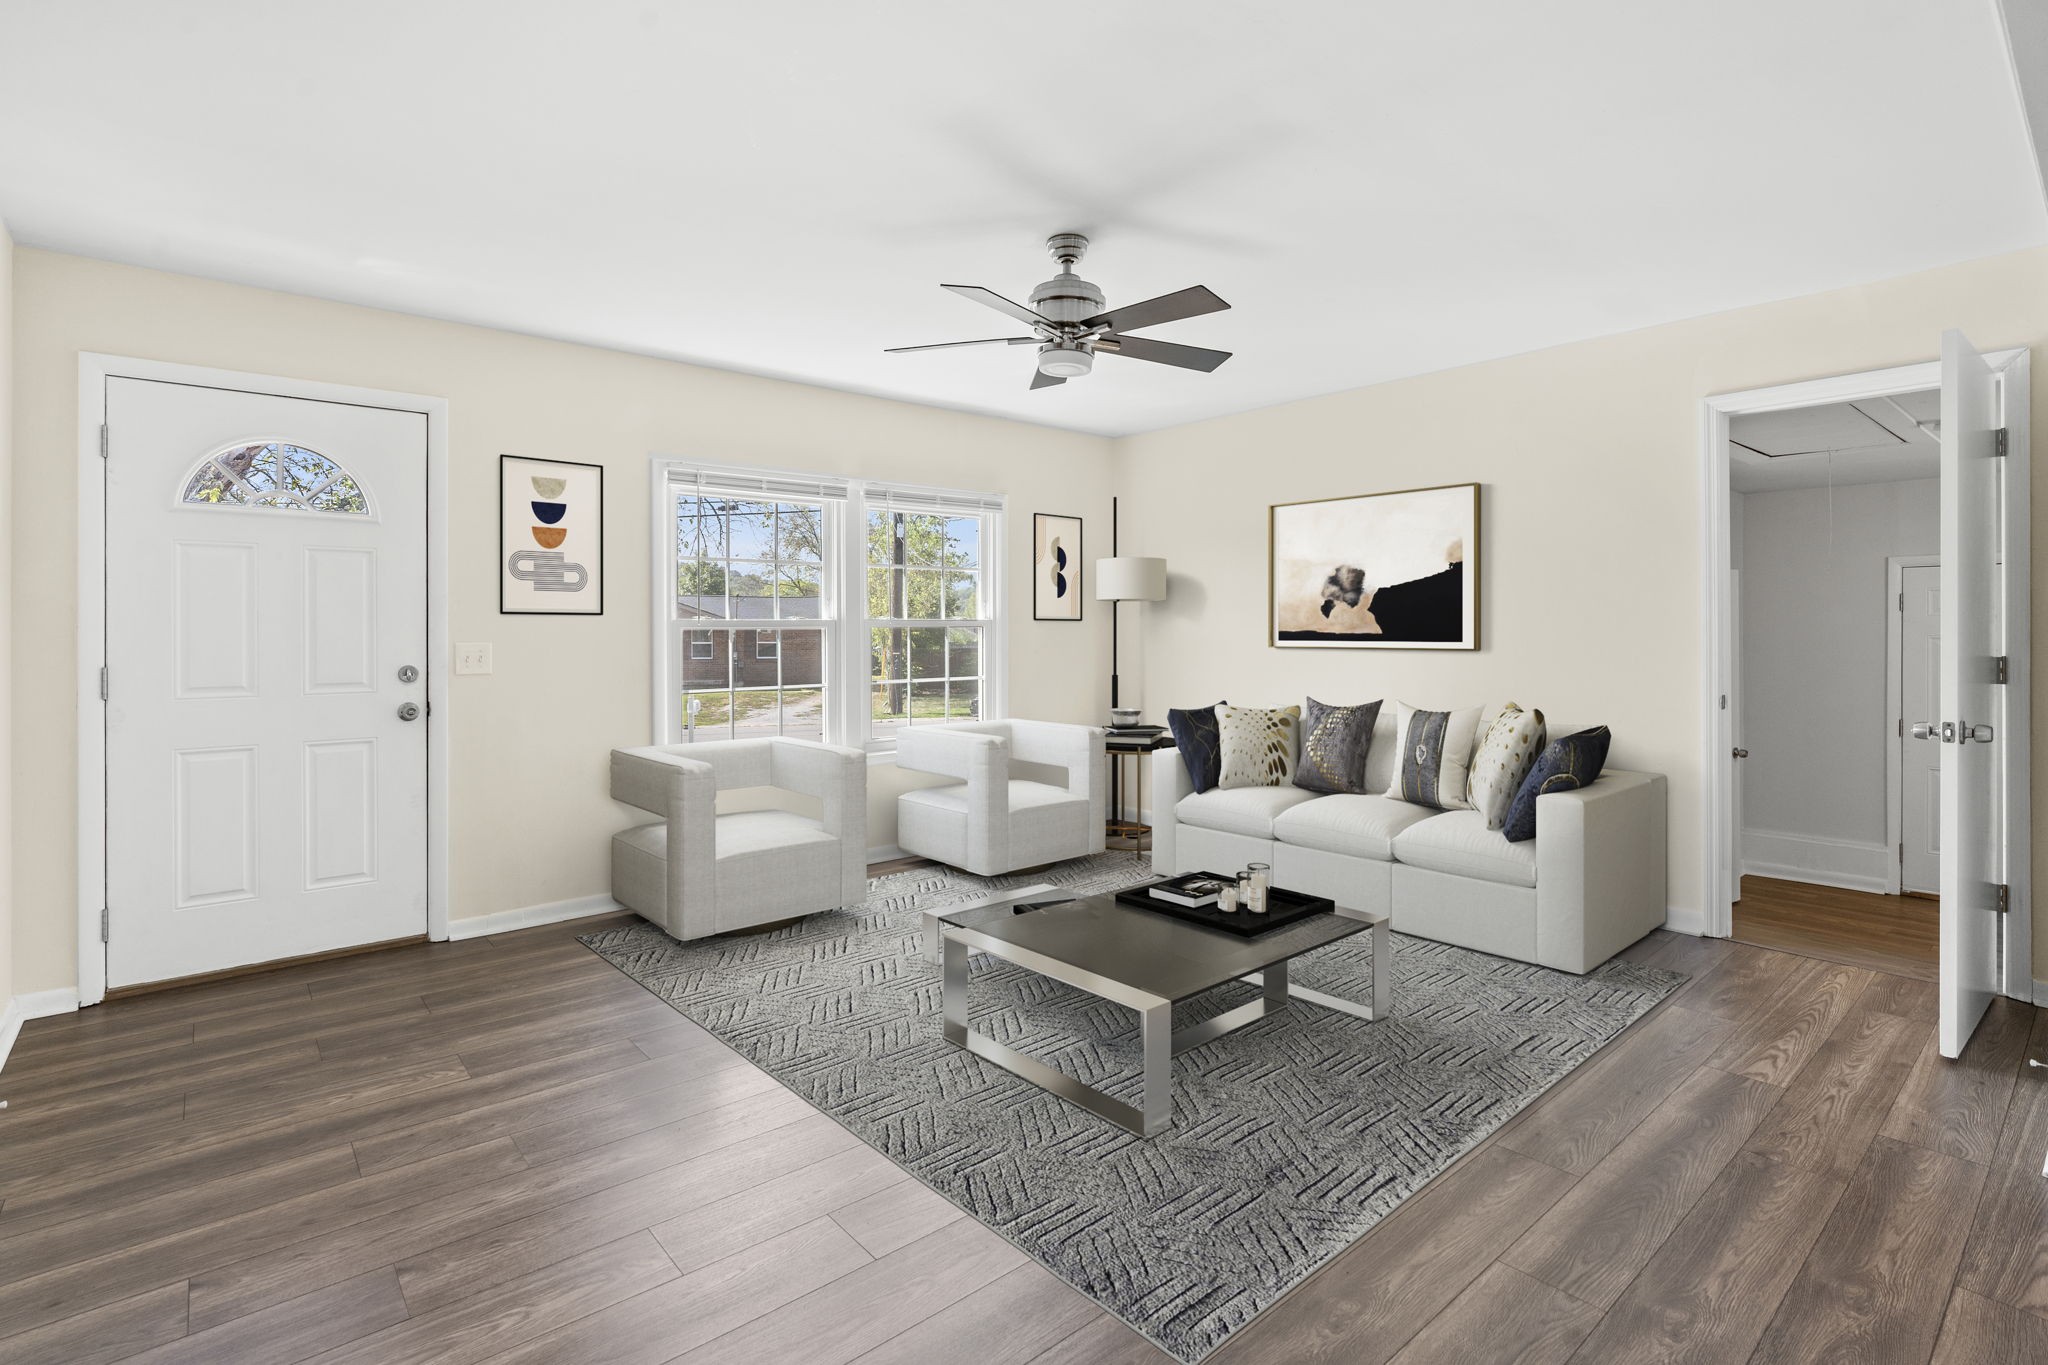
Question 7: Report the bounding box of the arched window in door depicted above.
[180,441,370,514]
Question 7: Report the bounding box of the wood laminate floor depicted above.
[1733,876,1940,981]
[1,905,2042,1364]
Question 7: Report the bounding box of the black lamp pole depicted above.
[1109,495,1122,711]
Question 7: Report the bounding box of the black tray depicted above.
[1114,876,1334,937]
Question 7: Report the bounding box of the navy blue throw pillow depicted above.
[1167,702,1228,793]
[1502,726,1611,843]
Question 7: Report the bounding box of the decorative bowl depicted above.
[1109,708,1143,727]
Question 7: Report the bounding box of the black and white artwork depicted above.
[1033,512,1082,620]
[1270,483,1478,649]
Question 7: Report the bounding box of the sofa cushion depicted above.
[1295,697,1382,795]
[1503,726,1612,843]
[1216,704,1302,789]
[1176,785,1318,839]
[1393,810,1539,888]
[1272,793,1434,861]
[1469,703,1547,830]
[1385,703,1482,810]
[1167,701,1228,793]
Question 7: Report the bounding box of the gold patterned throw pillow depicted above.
[1215,704,1303,789]
[1469,703,1547,829]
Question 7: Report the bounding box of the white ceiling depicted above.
[1729,391,1941,492]
[0,2,2040,438]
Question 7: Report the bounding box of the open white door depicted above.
[1937,329,2001,1058]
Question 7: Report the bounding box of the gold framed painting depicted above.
[1269,482,1478,649]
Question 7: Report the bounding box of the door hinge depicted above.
[1897,716,1903,738]
[1995,656,2008,684]
[99,666,107,701]
[99,424,108,460]
[100,906,110,942]
[1993,427,2009,458]
[1994,883,2010,915]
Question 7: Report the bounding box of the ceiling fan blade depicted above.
[1083,285,1229,334]
[1098,334,1232,372]
[884,337,1036,353]
[1030,370,1066,390]
[942,284,1056,328]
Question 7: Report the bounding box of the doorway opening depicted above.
[1700,338,2031,1059]
[1725,390,1943,979]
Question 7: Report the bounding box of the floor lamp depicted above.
[1095,496,1166,722]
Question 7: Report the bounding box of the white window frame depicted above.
[648,460,1007,757]
[856,482,1006,756]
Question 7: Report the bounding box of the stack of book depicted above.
[1106,722,1167,740]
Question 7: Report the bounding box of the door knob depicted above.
[1731,748,1749,759]
[398,702,421,722]
[1968,723,1994,743]
[1910,722,1936,740]
[397,664,420,684]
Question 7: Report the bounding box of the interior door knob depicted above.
[397,702,421,722]
[1732,748,1749,759]
[1910,722,1936,740]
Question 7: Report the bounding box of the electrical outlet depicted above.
[455,643,493,675]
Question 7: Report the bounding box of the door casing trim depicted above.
[1699,349,2031,1005]
[77,354,451,1007]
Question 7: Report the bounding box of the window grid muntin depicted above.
[180,441,369,515]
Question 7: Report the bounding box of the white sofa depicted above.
[896,720,1106,876]
[1150,707,1666,973]
[610,738,867,940]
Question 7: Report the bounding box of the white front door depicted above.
[1937,329,2001,1058]
[1901,562,1941,896]
[104,377,429,988]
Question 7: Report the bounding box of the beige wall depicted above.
[0,221,13,1018]
[1116,246,2048,981]
[10,248,1115,996]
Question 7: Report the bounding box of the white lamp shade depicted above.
[1096,556,1167,602]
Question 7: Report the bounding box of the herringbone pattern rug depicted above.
[581,854,1682,1362]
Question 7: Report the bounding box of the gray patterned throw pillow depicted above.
[1294,698,1382,795]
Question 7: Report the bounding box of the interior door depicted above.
[104,377,429,988]
[1730,568,1744,902]
[1901,563,1941,895]
[1937,329,2001,1058]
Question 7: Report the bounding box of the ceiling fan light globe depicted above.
[1037,343,1093,379]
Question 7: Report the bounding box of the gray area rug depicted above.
[580,853,1683,1362]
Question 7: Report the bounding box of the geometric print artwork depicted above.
[580,853,1684,1362]
[501,454,604,614]
[1214,703,1301,789]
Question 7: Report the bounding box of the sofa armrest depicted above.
[1150,746,1193,874]
[610,746,718,938]
[1534,769,1668,973]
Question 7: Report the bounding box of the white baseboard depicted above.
[2037,978,2048,1008]
[0,988,83,1073]
[446,894,623,941]
[1662,905,1709,937]
[1740,828,1893,895]
[866,844,907,864]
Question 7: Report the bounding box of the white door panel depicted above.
[105,378,428,988]
[1937,330,2000,1058]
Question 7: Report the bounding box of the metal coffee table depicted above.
[928,885,1390,1136]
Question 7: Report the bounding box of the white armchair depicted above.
[610,738,867,940]
[894,721,1106,876]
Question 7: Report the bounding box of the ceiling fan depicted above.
[886,233,1232,389]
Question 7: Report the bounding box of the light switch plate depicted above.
[455,643,493,675]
